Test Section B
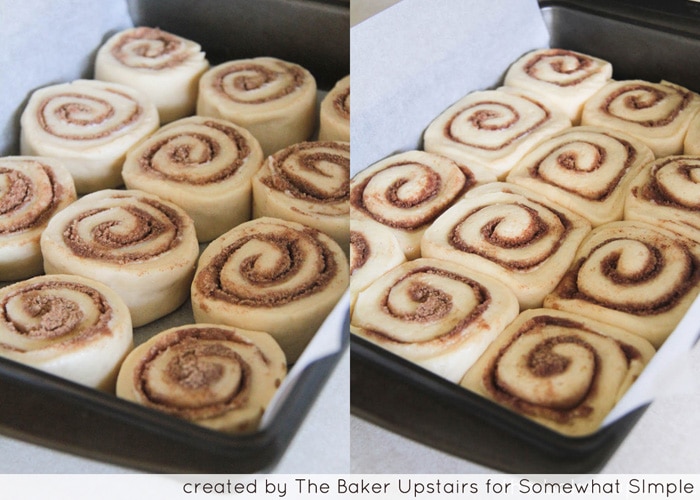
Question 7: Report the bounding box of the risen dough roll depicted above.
[0,274,133,391]
[191,217,348,363]
[506,126,654,226]
[543,220,700,347]
[461,308,655,436]
[318,75,350,142]
[350,150,495,259]
[421,182,591,310]
[349,219,407,314]
[116,323,286,433]
[95,26,210,123]
[581,79,700,157]
[252,140,350,252]
[20,79,159,194]
[684,110,700,155]
[423,86,571,179]
[504,48,612,124]
[197,57,317,156]
[625,155,700,243]
[351,257,519,383]
[0,156,77,281]
[123,116,264,242]
[40,189,199,327]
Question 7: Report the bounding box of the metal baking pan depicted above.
[350,0,700,474]
[0,0,349,473]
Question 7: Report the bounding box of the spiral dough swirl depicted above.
[61,194,187,264]
[260,141,350,206]
[109,27,197,70]
[0,280,112,351]
[195,221,340,308]
[212,61,306,104]
[522,49,605,87]
[117,324,286,432]
[0,159,71,236]
[37,88,144,142]
[136,119,254,185]
[461,309,655,435]
[350,151,470,231]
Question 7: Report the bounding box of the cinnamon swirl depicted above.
[421,182,591,310]
[318,74,350,142]
[625,155,700,243]
[0,156,77,281]
[191,217,348,363]
[0,274,133,391]
[40,189,199,327]
[122,116,265,242]
[95,26,210,123]
[252,140,350,253]
[350,257,519,383]
[423,86,571,179]
[196,57,317,156]
[116,323,286,433]
[504,48,612,124]
[461,308,655,436]
[349,218,407,314]
[581,79,700,157]
[506,126,654,226]
[20,79,159,194]
[350,150,495,259]
[543,220,700,347]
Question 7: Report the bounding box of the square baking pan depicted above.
[350,0,700,474]
[0,0,349,473]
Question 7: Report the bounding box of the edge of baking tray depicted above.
[350,0,700,474]
[0,310,349,474]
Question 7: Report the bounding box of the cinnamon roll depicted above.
[95,26,210,123]
[197,57,317,156]
[318,75,350,142]
[0,274,133,391]
[625,155,700,243]
[252,140,350,253]
[116,323,286,433]
[350,257,519,383]
[504,48,612,124]
[421,182,591,310]
[349,219,407,314]
[350,150,495,259]
[122,116,265,242]
[543,220,700,347]
[506,126,654,226]
[423,86,571,179]
[191,217,348,363]
[461,308,655,436]
[581,79,700,157]
[40,189,199,327]
[0,156,77,281]
[20,79,159,194]
[684,110,700,155]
